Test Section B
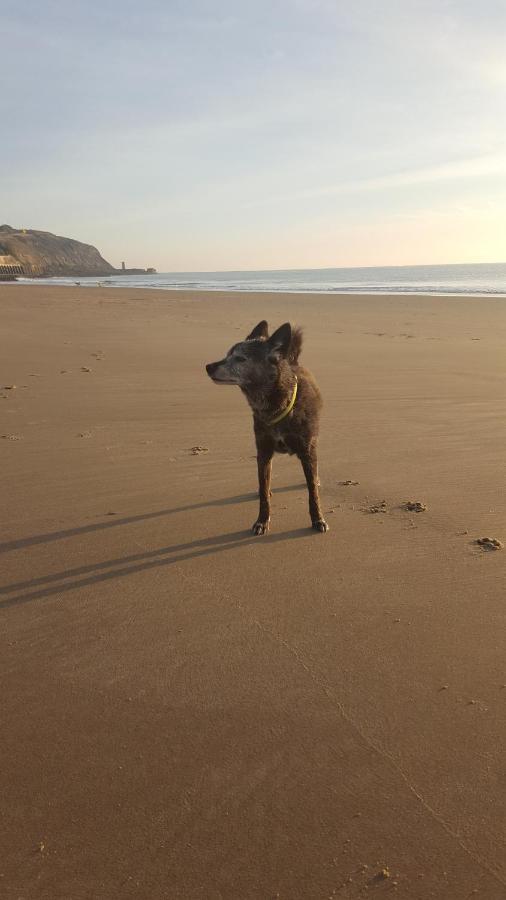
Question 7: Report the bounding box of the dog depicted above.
[206,320,328,534]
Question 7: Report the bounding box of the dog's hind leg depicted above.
[253,443,274,535]
[299,444,328,532]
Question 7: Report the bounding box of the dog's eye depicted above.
[234,355,246,362]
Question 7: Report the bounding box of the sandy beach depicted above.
[1,284,506,899]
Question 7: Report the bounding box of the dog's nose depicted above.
[206,362,216,376]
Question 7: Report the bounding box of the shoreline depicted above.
[5,281,506,300]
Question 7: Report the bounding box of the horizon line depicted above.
[141,260,506,275]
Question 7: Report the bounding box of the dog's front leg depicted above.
[299,445,328,532]
[253,445,274,535]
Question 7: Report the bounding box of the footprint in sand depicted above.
[1,433,23,441]
[474,537,503,551]
[403,500,427,513]
[364,500,388,514]
[81,366,92,373]
[189,446,209,455]
[339,479,360,486]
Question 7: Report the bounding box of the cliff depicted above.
[0,225,115,277]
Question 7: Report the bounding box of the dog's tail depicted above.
[289,326,303,364]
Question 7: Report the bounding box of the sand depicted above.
[1,284,506,899]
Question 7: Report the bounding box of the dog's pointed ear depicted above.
[268,322,292,357]
[246,320,269,340]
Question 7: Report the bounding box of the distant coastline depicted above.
[0,224,155,280]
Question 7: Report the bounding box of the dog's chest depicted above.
[274,433,294,455]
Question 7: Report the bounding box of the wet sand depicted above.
[1,284,506,898]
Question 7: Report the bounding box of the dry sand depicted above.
[1,284,506,899]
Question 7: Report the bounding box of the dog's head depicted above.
[206,321,302,391]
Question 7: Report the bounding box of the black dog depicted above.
[206,321,328,534]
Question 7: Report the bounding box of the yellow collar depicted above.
[268,377,298,426]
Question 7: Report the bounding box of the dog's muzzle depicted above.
[206,361,220,378]
[205,361,237,384]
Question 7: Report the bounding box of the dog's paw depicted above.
[252,520,270,535]
[312,519,329,533]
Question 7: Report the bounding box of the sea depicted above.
[17,262,506,296]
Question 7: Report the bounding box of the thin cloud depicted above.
[245,153,506,207]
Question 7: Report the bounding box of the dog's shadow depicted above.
[0,483,306,554]
[0,485,311,610]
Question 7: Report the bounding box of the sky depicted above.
[2,0,506,271]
